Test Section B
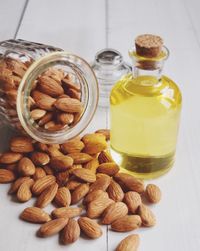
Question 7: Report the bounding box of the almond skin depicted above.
[116,234,140,251]
[37,218,68,237]
[138,204,156,227]
[50,155,73,172]
[67,152,93,164]
[18,157,36,176]
[54,97,82,113]
[0,169,16,183]
[31,152,50,166]
[57,113,74,125]
[71,183,90,204]
[17,178,34,202]
[0,152,23,164]
[33,167,46,180]
[82,133,107,155]
[52,207,83,219]
[61,139,84,154]
[72,168,96,183]
[98,151,113,164]
[54,187,71,207]
[111,215,142,232]
[83,158,99,173]
[32,90,56,111]
[20,207,51,223]
[61,219,80,244]
[97,162,119,176]
[102,202,128,225]
[8,177,30,194]
[145,184,162,203]
[114,173,145,194]
[89,174,111,193]
[83,190,109,205]
[32,175,56,195]
[38,76,64,97]
[95,129,110,141]
[30,109,46,120]
[124,191,142,214]
[78,217,102,239]
[107,180,124,202]
[10,137,34,153]
[55,170,69,186]
[66,180,82,191]
[36,183,58,208]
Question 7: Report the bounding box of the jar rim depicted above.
[17,51,99,144]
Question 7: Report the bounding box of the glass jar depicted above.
[91,49,131,107]
[0,39,98,144]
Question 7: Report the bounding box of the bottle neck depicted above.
[133,65,163,82]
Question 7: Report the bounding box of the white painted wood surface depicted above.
[0,0,200,250]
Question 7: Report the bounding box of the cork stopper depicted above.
[135,34,163,58]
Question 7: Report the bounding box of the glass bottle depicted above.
[110,34,182,179]
[0,39,98,144]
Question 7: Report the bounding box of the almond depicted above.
[61,139,84,154]
[62,77,81,92]
[98,150,113,164]
[18,157,35,176]
[107,180,124,202]
[114,173,145,194]
[111,215,142,232]
[31,152,50,166]
[72,168,96,183]
[82,133,107,155]
[97,162,119,176]
[54,97,82,113]
[145,184,161,203]
[20,207,51,223]
[124,191,142,214]
[66,179,82,190]
[47,146,64,158]
[32,90,56,111]
[54,187,71,207]
[50,155,73,172]
[37,218,68,237]
[71,183,90,204]
[36,183,58,208]
[78,217,102,239]
[0,169,16,183]
[65,88,81,100]
[138,204,156,227]
[83,158,99,173]
[38,112,53,126]
[8,177,30,194]
[52,207,82,219]
[61,219,80,244]
[83,190,109,205]
[87,196,114,219]
[30,109,46,120]
[17,178,34,202]
[43,68,65,83]
[10,137,34,153]
[38,76,64,97]
[95,129,110,141]
[55,171,69,186]
[43,165,54,175]
[102,202,128,225]
[57,113,74,125]
[32,175,56,195]
[67,152,93,164]
[116,234,140,251]
[0,152,23,164]
[35,142,49,152]
[33,167,46,180]
[89,174,111,193]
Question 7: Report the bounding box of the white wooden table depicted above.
[0,0,200,250]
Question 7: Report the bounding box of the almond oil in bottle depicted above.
[110,35,182,179]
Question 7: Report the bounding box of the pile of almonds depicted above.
[0,57,83,132]
[0,129,161,251]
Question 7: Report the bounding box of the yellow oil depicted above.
[110,74,182,179]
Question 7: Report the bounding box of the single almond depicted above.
[102,202,128,225]
[61,219,80,244]
[38,112,53,126]
[83,158,99,173]
[47,146,64,158]
[50,155,73,172]
[43,68,65,83]
[33,167,46,180]
[111,215,142,232]
[89,174,111,193]
[37,218,68,237]
[0,169,16,183]
[36,182,58,208]
[38,76,64,97]
[62,77,81,92]
[114,173,145,194]
[8,177,30,194]
[54,187,71,207]
[17,178,34,202]
[66,179,82,191]
[67,152,93,164]
[30,109,46,120]
[0,152,23,164]
[107,180,124,202]
[78,217,102,239]
[97,162,119,176]
[83,190,109,205]
[55,170,69,186]
[145,184,161,203]
[124,191,142,214]
[71,183,90,204]
[32,175,56,195]
[116,234,140,251]
[98,150,113,164]
[95,129,110,141]
[82,133,107,155]
[32,90,56,111]
[54,97,82,113]
[18,157,36,176]
[10,137,34,153]
[72,168,96,183]
[35,142,49,152]
[20,207,51,223]
[61,139,84,154]
[43,165,54,175]
[138,204,156,227]
[52,207,82,219]
[65,88,81,100]
[31,152,50,166]
[57,113,74,125]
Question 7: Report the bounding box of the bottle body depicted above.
[110,74,182,179]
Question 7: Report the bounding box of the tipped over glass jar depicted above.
[0,39,98,144]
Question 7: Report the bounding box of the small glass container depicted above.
[91,49,131,107]
[0,39,98,144]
